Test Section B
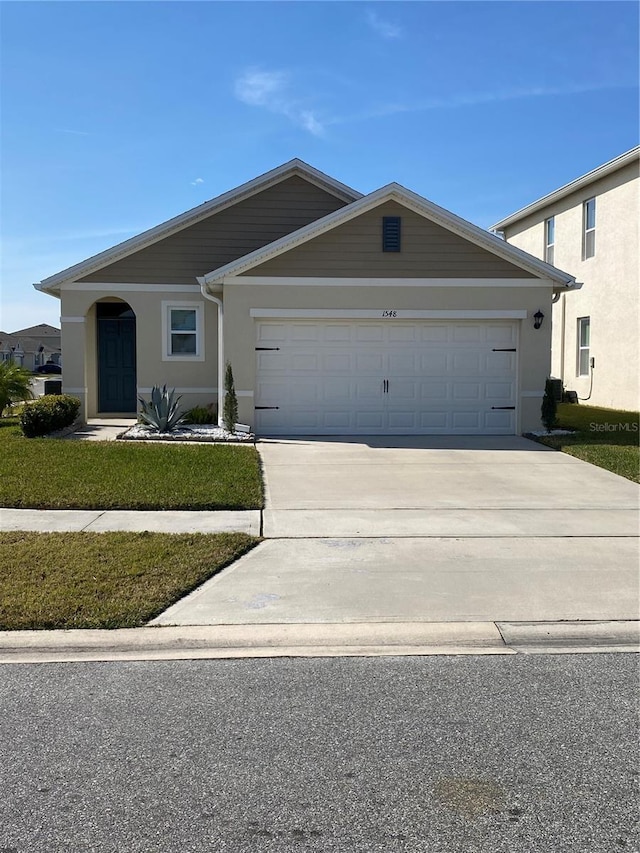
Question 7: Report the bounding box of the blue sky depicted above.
[1,0,638,331]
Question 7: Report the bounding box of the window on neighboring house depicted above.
[583,198,596,259]
[382,216,401,252]
[162,302,205,361]
[544,217,555,265]
[577,317,590,376]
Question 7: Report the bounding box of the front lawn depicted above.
[0,418,263,510]
[536,403,639,483]
[0,531,258,630]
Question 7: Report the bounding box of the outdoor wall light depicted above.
[533,310,545,330]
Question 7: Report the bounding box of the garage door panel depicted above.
[255,320,517,435]
[484,410,514,429]
[486,324,516,344]
[420,353,449,374]
[356,353,384,372]
[452,411,481,429]
[389,353,418,373]
[356,410,385,429]
[322,379,352,401]
[323,353,352,372]
[452,382,482,400]
[356,325,384,343]
[453,325,482,343]
[485,382,514,401]
[356,380,383,400]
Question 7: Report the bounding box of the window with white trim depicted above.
[583,198,596,259]
[577,317,590,376]
[162,301,205,361]
[544,217,555,265]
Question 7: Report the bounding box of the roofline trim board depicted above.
[202,183,575,287]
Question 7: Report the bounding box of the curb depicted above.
[0,621,637,664]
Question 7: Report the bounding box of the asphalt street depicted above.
[1,655,638,852]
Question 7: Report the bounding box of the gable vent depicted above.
[382,216,401,252]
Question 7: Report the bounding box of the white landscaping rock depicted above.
[119,424,255,443]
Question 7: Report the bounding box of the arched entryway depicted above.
[96,301,137,413]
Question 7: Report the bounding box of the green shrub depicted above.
[223,362,238,432]
[541,378,558,432]
[20,395,81,438]
[185,403,218,424]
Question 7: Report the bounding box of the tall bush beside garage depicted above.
[20,395,81,437]
[223,362,238,433]
[541,379,558,433]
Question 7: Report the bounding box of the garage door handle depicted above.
[255,347,280,351]
[383,379,389,393]
[492,348,516,352]
[491,406,515,410]
[255,406,279,410]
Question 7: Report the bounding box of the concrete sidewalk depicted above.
[0,508,260,536]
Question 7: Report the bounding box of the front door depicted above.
[97,302,137,413]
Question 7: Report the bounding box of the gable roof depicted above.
[11,323,60,338]
[200,183,575,287]
[34,160,362,294]
[491,146,640,231]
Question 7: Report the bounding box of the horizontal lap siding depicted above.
[83,177,347,284]
[244,202,534,278]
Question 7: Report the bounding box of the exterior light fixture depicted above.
[533,310,545,330]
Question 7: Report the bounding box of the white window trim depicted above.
[577,316,590,376]
[161,300,205,362]
[544,217,555,265]
[582,198,596,260]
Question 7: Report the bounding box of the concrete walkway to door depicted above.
[154,435,640,626]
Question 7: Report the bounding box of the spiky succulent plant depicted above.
[138,385,185,432]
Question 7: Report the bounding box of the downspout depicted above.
[197,277,224,428]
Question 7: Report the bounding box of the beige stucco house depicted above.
[34,160,576,435]
[492,147,639,412]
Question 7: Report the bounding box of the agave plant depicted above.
[138,385,185,433]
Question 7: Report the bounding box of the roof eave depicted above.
[36,159,362,292]
[491,146,640,231]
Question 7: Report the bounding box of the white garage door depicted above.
[255,320,518,435]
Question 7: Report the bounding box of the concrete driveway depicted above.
[154,436,639,626]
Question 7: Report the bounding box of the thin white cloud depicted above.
[55,128,91,136]
[328,81,635,126]
[366,10,402,40]
[234,67,325,136]
[191,177,204,186]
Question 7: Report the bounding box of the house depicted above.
[34,160,576,435]
[492,147,639,412]
[0,324,61,372]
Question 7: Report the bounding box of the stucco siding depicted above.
[82,177,347,285]
[245,202,535,279]
[60,289,220,418]
[223,279,552,433]
[503,159,639,410]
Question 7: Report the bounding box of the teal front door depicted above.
[97,302,137,413]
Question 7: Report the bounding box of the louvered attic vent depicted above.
[382,216,401,252]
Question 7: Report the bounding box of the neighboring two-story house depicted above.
[492,147,640,412]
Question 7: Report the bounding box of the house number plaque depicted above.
[381,310,398,318]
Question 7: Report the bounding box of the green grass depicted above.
[0,418,263,510]
[0,531,258,630]
[536,403,639,483]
